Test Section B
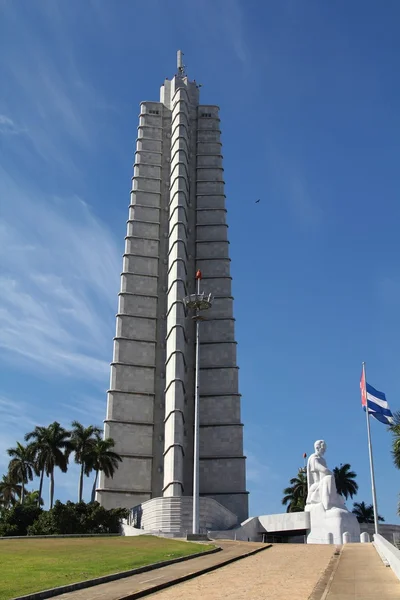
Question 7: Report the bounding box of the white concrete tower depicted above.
[97,53,248,524]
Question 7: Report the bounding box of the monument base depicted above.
[306,504,360,544]
[127,496,238,536]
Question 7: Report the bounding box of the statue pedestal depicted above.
[306,504,360,544]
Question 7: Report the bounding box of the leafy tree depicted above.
[70,422,102,503]
[0,474,21,509]
[0,503,42,536]
[27,501,128,535]
[7,442,35,503]
[333,463,358,499]
[352,501,385,523]
[389,411,400,469]
[85,435,122,502]
[282,468,308,512]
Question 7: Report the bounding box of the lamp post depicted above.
[183,270,212,534]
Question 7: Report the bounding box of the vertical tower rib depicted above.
[163,82,191,496]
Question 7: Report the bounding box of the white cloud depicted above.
[220,0,249,65]
[0,169,120,381]
[0,114,24,135]
[0,3,117,176]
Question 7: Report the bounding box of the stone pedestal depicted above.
[306,504,360,544]
[128,496,238,536]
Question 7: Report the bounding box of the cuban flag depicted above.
[360,370,394,425]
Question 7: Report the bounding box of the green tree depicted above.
[7,442,35,503]
[24,490,44,507]
[333,463,358,499]
[0,503,42,536]
[27,500,128,536]
[24,426,50,507]
[389,411,400,469]
[28,422,73,509]
[352,501,385,523]
[70,421,102,503]
[0,474,21,509]
[86,435,122,502]
[282,468,308,512]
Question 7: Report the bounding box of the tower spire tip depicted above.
[177,50,186,76]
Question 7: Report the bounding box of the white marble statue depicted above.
[306,440,345,511]
[305,440,360,544]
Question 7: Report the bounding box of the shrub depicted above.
[0,504,42,536]
[27,501,129,535]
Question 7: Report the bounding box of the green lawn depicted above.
[0,535,213,600]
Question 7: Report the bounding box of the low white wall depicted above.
[362,523,400,545]
[121,521,154,536]
[209,517,262,542]
[258,511,310,532]
[209,512,311,542]
[374,533,400,580]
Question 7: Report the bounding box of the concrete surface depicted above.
[324,543,400,599]
[49,541,267,600]
[144,543,335,600]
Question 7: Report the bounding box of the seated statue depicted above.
[305,439,360,544]
[305,440,345,511]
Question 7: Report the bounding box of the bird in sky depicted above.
[255,199,260,203]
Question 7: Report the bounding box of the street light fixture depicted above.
[183,269,212,535]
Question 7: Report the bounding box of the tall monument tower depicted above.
[97,52,248,524]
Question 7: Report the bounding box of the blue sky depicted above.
[1,0,400,523]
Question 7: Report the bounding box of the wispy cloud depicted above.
[0,392,100,505]
[0,3,117,175]
[265,144,323,228]
[246,451,272,485]
[0,169,120,381]
[0,114,25,135]
[0,394,45,470]
[220,0,249,65]
[176,0,249,67]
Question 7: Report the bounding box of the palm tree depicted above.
[333,463,358,500]
[282,468,308,512]
[389,411,400,469]
[86,434,122,502]
[24,489,44,507]
[70,421,102,502]
[28,422,73,508]
[7,442,35,503]
[352,501,385,523]
[0,474,22,509]
[25,425,49,507]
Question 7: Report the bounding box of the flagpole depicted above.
[363,361,379,535]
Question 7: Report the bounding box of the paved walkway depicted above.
[146,544,335,600]
[54,541,267,600]
[324,543,400,599]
